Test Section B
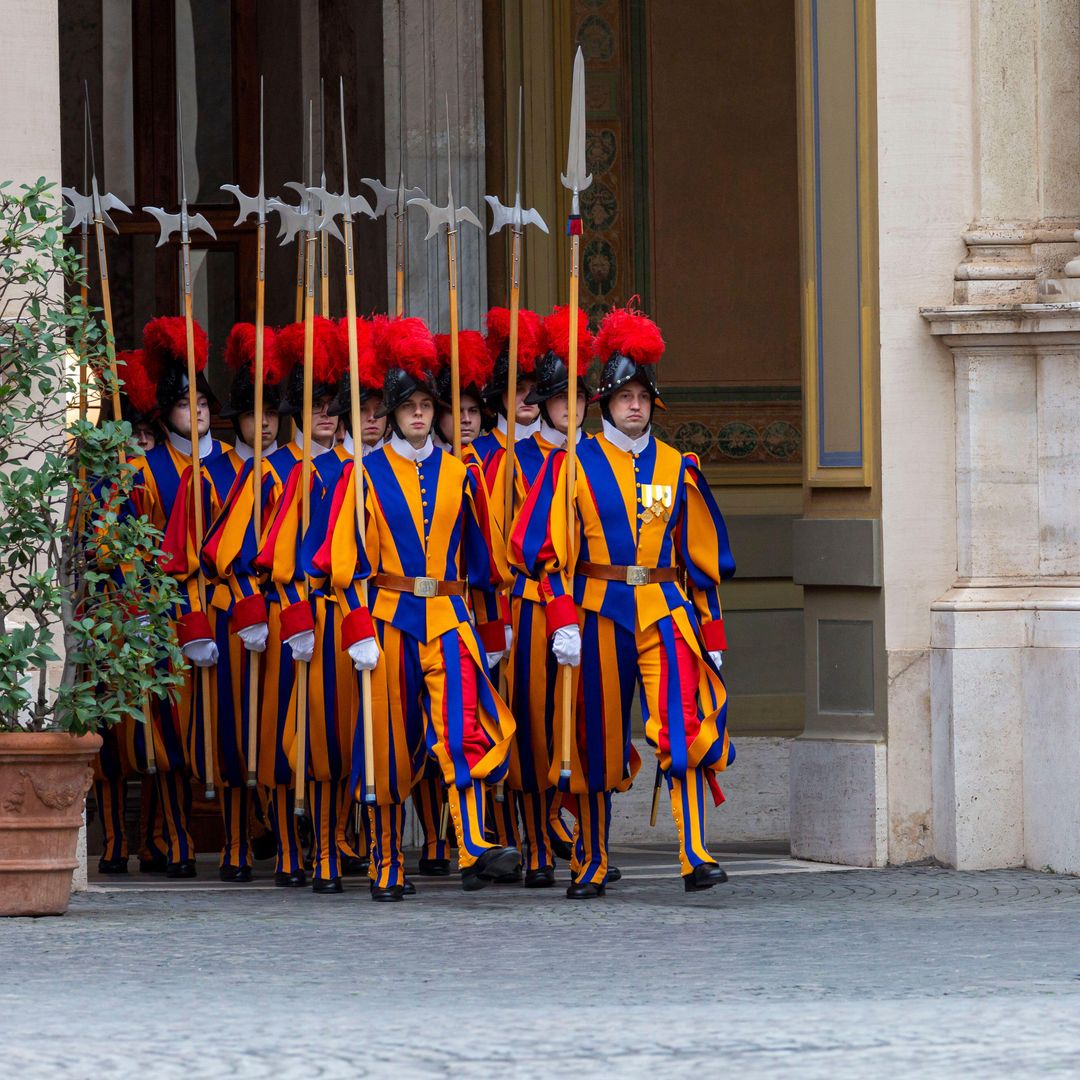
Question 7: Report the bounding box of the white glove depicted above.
[709,650,724,669]
[552,625,582,667]
[286,630,315,663]
[238,622,269,653]
[504,624,514,654]
[486,650,507,670]
[348,636,380,672]
[182,639,219,668]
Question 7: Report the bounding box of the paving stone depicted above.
[4,850,1080,1078]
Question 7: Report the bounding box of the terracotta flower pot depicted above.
[0,731,102,917]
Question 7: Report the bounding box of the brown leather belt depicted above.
[372,573,467,598]
[577,561,679,586]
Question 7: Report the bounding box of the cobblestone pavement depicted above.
[4,848,1080,1078]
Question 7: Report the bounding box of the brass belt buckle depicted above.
[626,565,649,586]
[413,576,438,598]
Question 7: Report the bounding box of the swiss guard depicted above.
[252,316,360,893]
[164,322,286,880]
[511,305,736,898]
[128,316,229,878]
[433,328,491,468]
[92,349,169,875]
[314,315,520,901]
[471,307,544,463]
[486,305,591,885]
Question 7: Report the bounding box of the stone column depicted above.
[923,307,1080,873]
[954,0,1080,303]
[381,0,487,330]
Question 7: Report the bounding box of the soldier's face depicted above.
[395,392,435,447]
[361,398,387,447]
[239,408,279,449]
[608,384,652,438]
[132,422,157,453]
[544,391,586,436]
[168,392,210,439]
[439,394,482,446]
[504,381,539,426]
[311,396,338,446]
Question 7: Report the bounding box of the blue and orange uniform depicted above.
[128,430,229,866]
[316,432,518,891]
[166,439,272,875]
[254,439,362,887]
[511,305,736,894]
[488,423,584,874]
[201,439,307,880]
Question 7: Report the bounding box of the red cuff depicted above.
[341,607,375,650]
[279,600,315,641]
[544,594,578,635]
[702,619,727,652]
[176,610,213,646]
[231,594,267,633]
[478,620,506,653]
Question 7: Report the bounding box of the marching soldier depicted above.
[125,317,229,878]
[92,351,169,875]
[433,329,491,468]
[200,319,343,888]
[511,306,736,898]
[471,307,544,465]
[486,307,591,886]
[251,316,361,893]
[166,322,286,880]
[314,316,520,901]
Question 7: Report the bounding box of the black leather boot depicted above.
[524,865,556,888]
[461,846,522,891]
[683,862,728,892]
[273,869,307,888]
[165,860,197,879]
[565,880,605,900]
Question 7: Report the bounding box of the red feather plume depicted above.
[484,307,544,374]
[224,323,288,386]
[142,315,209,372]
[373,316,437,379]
[594,305,665,368]
[335,318,383,393]
[542,306,594,374]
[457,330,493,389]
[276,316,347,384]
[433,330,491,390]
[116,349,159,416]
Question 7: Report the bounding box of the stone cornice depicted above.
[921,302,1080,346]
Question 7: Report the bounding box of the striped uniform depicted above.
[484,430,573,871]
[123,435,229,865]
[511,431,735,883]
[315,438,515,890]
[255,441,360,883]
[201,441,308,876]
[167,443,270,872]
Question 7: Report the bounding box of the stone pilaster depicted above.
[954,0,1080,302]
[381,0,487,330]
[922,305,1080,872]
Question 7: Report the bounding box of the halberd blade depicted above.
[144,207,182,247]
[560,47,593,198]
[62,188,93,229]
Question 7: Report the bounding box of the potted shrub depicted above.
[0,179,182,916]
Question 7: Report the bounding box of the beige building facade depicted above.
[3,0,1079,873]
